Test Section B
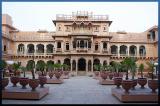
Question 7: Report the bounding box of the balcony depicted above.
[76,48,88,52]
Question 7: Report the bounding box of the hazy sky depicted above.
[2,2,158,32]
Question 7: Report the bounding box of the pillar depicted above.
[117,45,120,57]
[76,59,78,76]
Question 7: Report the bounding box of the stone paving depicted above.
[2,76,157,104]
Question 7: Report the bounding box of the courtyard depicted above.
[2,75,158,104]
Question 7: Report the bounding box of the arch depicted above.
[93,58,100,71]
[57,60,61,64]
[17,44,25,53]
[36,60,45,71]
[72,60,76,71]
[129,45,137,56]
[139,45,146,56]
[78,58,86,71]
[63,58,71,71]
[111,45,118,54]
[103,42,107,49]
[27,44,34,53]
[36,44,44,53]
[103,60,107,66]
[46,44,54,53]
[120,45,127,55]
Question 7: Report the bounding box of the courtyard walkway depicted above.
[3,76,122,104]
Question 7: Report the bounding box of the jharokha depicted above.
[2,11,158,75]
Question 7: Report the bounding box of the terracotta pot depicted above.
[64,71,69,76]
[138,78,147,88]
[38,76,47,88]
[55,71,62,79]
[2,78,9,90]
[108,73,114,80]
[131,79,137,90]
[122,80,133,93]
[148,80,158,93]
[94,71,99,76]
[29,79,39,91]
[100,72,108,80]
[10,76,20,87]
[114,72,119,77]
[114,77,122,88]
[19,77,29,89]
[48,71,54,79]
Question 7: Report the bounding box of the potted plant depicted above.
[10,62,21,87]
[1,60,9,90]
[146,62,158,93]
[36,61,47,88]
[100,65,108,80]
[63,64,70,76]
[46,62,54,79]
[112,62,121,77]
[137,63,147,88]
[93,64,101,78]
[19,66,29,89]
[121,57,135,93]
[130,60,138,90]
[27,60,39,91]
[54,63,63,79]
[108,65,114,80]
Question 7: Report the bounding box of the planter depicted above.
[10,76,20,87]
[114,77,122,88]
[38,76,47,88]
[100,72,108,80]
[94,71,99,77]
[55,72,62,79]
[2,78,9,90]
[114,72,119,77]
[131,79,137,90]
[19,77,29,89]
[122,80,133,93]
[48,71,54,79]
[138,77,147,88]
[108,73,114,80]
[119,72,123,78]
[64,71,69,76]
[148,80,158,93]
[29,79,39,91]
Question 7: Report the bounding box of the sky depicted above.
[2,2,158,32]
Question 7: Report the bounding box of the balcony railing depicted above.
[76,48,88,52]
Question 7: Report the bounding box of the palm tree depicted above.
[12,62,21,76]
[112,62,121,74]
[0,60,7,78]
[146,62,155,80]
[139,63,144,78]
[94,64,102,72]
[26,60,35,79]
[36,61,46,76]
[130,63,137,80]
[20,66,27,78]
[53,63,63,71]
[62,64,70,71]
[46,62,54,72]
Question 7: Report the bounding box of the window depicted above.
[73,41,76,48]
[88,42,91,48]
[103,42,107,49]
[57,42,61,48]
[95,43,98,51]
[4,45,6,51]
[66,43,69,50]
[94,26,99,32]
[80,40,84,48]
[58,27,61,31]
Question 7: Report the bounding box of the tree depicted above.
[62,64,70,71]
[53,63,63,71]
[94,64,102,71]
[139,63,144,78]
[146,62,155,80]
[20,66,27,77]
[36,61,46,76]
[0,60,7,78]
[112,62,121,74]
[46,61,54,72]
[12,62,21,76]
[26,60,35,79]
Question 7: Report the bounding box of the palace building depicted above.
[2,11,158,75]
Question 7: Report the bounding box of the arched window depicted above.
[57,42,61,48]
[103,42,107,49]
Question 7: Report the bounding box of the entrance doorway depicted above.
[78,58,86,71]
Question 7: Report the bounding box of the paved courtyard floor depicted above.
[2,76,157,104]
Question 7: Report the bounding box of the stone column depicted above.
[86,59,88,73]
[61,42,64,52]
[127,45,130,56]
[76,59,78,76]
[137,46,139,57]
[24,44,27,55]
[107,42,110,53]
[117,45,120,57]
